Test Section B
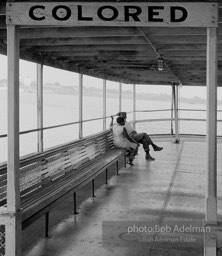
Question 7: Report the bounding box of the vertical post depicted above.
[119,82,122,112]
[116,161,119,175]
[171,85,174,135]
[105,169,108,184]
[92,179,96,197]
[45,212,49,238]
[103,79,106,130]
[6,24,22,256]
[79,74,83,139]
[173,85,179,143]
[176,85,180,142]
[37,63,43,152]
[73,192,78,214]
[133,84,136,129]
[206,27,217,225]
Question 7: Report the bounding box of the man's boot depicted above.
[145,151,155,161]
[152,143,163,152]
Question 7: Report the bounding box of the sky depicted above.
[0,54,212,99]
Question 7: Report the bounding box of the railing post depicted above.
[173,85,180,143]
[79,73,83,139]
[37,62,43,152]
[119,82,122,112]
[206,27,217,225]
[171,85,174,135]
[103,79,106,130]
[6,24,22,256]
[133,84,136,129]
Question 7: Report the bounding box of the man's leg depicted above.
[131,133,155,160]
[132,133,163,151]
[132,132,163,160]
[131,133,151,150]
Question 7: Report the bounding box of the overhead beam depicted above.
[51,49,222,57]
[22,44,155,52]
[18,35,222,44]
[0,27,141,38]
[20,36,146,47]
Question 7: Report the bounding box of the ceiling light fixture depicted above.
[157,57,164,71]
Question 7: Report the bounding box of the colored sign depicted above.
[6,2,218,27]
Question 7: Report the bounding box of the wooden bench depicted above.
[0,130,126,236]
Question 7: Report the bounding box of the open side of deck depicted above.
[22,139,222,256]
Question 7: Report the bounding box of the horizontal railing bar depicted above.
[136,109,171,113]
[0,120,80,138]
[179,118,222,122]
[0,112,129,138]
[179,108,206,112]
[1,109,222,139]
[137,108,222,113]
[135,118,222,123]
[136,118,172,123]
[179,109,222,112]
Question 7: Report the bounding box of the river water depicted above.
[0,90,221,163]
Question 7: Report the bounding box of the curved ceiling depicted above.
[0,0,221,86]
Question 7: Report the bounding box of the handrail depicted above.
[179,108,222,112]
[135,118,222,123]
[178,108,206,112]
[0,115,116,138]
[136,109,171,112]
[1,108,222,139]
[136,109,222,112]
[0,111,132,138]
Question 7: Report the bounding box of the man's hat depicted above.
[117,112,127,118]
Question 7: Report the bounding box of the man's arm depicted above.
[109,115,114,130]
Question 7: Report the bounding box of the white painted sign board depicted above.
[6,2,218,27]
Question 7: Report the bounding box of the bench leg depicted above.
[73,192,79,214]
[116,161,119,175]
[124,154,127,167]
[92,179,96,197]
[105,168,108,184]
[45,212,50,238]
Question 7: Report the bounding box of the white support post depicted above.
[37,63,43,152]
[103,79,106,130]
[171,85,174,135]
[79,73,83,139]
[6,24,22,256]
[119,82,122,112]
[173,85,179,143]
[206,27,217,225]
[175,85,180,143]
[133,84,136,129]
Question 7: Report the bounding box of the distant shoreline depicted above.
[0,86,221,105]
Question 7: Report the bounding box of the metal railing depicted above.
[1,108,222,159]
[1,108,222,139]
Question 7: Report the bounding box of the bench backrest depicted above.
[0,130,114,207]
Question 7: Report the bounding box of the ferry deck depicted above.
[21,138,222,256]
[0,1,222,256]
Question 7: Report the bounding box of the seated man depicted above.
[116,112,163,161]
[110,116,139,165]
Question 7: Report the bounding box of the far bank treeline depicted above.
[0,78,214,105]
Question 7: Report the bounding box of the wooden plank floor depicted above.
[22,140,222,256]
